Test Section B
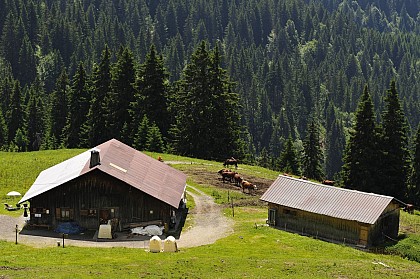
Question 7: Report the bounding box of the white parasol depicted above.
[6,191,21,197]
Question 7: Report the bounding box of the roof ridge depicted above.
[278,175,394,200]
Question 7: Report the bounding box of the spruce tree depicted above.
[81,46,111,146]
[302,118,324,181]
[170,41,240,160]
[106,46,136,143]
[134,45,169,137]
[145,123,164,153]
[26,88,44,151]
[342,85,382,193]
[47,69,69,149]
[134,114,150,150]
[326,118,345,180]
[381,81,410,200]
[278,137,300,175]
[63,62,90,148]
[6,80,25,144]
[0,107,7,149]
[410,124,420,204]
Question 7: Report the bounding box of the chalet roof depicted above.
[19,139,187,208]
[260,175,397,225]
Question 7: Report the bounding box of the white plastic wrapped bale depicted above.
[97,224,112,239]
[149,235,162,253]
[164,236,178,252]
[131,225,163,236]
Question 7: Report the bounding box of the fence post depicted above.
[15,224,18,244]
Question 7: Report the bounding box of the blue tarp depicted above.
[55,222,86,235]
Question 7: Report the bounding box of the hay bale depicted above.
[149,235,162,252]
[164,236,178,252]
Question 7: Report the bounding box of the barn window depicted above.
[56,208,74,220]
[61,209,70,219]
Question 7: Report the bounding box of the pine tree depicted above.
[410,124,420,204]
[342,85,382,193]
[134,45,169,138]
[63,62,90,148]
[170,41,240,160]
[278,137,300,175]
[0,106,7,149]
[47,69,69,149]
[81,46,111,146]
[26,88,44,151]
[6,80,25,144]
[134,114,150,150]
[106,46,136,143]
[14,128,28,152]
[326,118,345,180]
[145,123,164,153]
[381,81,410,200]
[302,118,324,181]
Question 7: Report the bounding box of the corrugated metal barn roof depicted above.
[260,175,395,224]
[19,139,187,208]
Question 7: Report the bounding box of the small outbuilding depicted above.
[260,175,401,247]
[19,139,187,233]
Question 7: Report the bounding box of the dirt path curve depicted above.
[0,185,233,249]
[176,185,234,247]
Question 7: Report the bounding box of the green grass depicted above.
[0,149,84,216]
[1,150,420,278]
[1,207,420,278]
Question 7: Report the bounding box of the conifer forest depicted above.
[1,0,420,203]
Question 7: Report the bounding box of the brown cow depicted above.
[241,180,257,193]
[233,173,243,187]
[322,180,335,186]
[219,170,237,183]
[223,157,238,168]
[404,204,415,214]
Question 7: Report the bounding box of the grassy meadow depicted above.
[1,149,420,278]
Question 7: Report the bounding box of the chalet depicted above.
[260,175,401,247]
[19,139,187,233]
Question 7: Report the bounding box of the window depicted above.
[56,208,73,220]
[61,209,70,219]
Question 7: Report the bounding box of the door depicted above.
[359,226,369,246]
[268,208,277,226]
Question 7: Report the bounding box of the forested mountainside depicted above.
[1,0,420,186]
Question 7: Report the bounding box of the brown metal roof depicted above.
[20,139,187,208]
[260,175,396,224]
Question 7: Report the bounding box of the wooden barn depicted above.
[260,175,401,247]
[19,139,187,233]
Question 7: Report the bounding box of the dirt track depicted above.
[176,185,234,247]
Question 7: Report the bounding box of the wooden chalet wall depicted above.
[28,170,175,230]
[367,202,400,246]
[268,203,360,245]
[267,201,400,247]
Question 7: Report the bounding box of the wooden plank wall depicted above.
[29,170,173,230]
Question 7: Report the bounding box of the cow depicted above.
[404,204,415,214]
[241,180,257,194]
[218,169,237,183]
[322,180,335,186]
[233,173,243,187]
[223,157,238,169]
